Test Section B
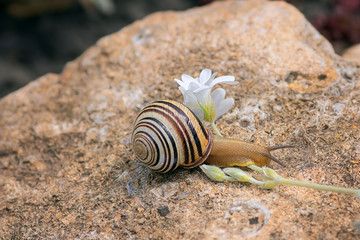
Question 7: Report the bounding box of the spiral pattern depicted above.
[131,100,213,173]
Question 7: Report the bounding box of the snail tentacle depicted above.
[268,145,295,151]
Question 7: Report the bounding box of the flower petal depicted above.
[203,72,218,86]
[211,88,226,103]
[190,107,204,121]
[199,69,212,84]
[193,87,212,106]
[187,81,202,92]
[215,97,234,121]
[174,78,187,89]
[180,90,206,121]
[177,74,196,89]
[211,76,238,87]
[181,74,195,83]
[211,88,234,120]
[192,85,210,93]
[181,90,198,106]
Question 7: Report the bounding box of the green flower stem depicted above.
[210,121,223,137]
[248,165,360,196]
[278,177,360,195]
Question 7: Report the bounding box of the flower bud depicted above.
[263,167,279,179]
[223,168,252,183]
[200,165,226,182]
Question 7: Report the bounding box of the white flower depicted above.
[175,69,237,93]
[211,88,235,121]
[174,69,237,124]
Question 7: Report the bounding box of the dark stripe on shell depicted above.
[140,106,193,165]
[135,121,171,172]
[156,100,209,140]
[134,130,158,165]
[155,100,205,158]
[142,117,178,173]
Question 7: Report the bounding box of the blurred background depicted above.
[0,0,359,97]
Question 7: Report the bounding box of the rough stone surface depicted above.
[343,44,360,64]
[1,0,360,239]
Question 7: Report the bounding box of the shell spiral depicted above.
[131,100,213,173]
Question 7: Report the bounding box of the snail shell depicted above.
[131,100,213,173]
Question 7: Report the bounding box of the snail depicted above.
[131,100,293,173]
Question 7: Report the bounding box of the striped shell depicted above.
[131,100,213,173]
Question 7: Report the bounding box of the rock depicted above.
[1,0,360,239]
[342,44,360,64]
[157,206,170,217]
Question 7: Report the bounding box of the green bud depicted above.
[223,168,252,183]
[263,167,279,179]
[200,165,226,182]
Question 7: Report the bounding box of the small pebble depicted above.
[157,206,170,217]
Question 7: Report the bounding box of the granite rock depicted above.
[343,44,360,64]
[1,0,360,239]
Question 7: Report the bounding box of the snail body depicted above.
[131,100,292,173]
